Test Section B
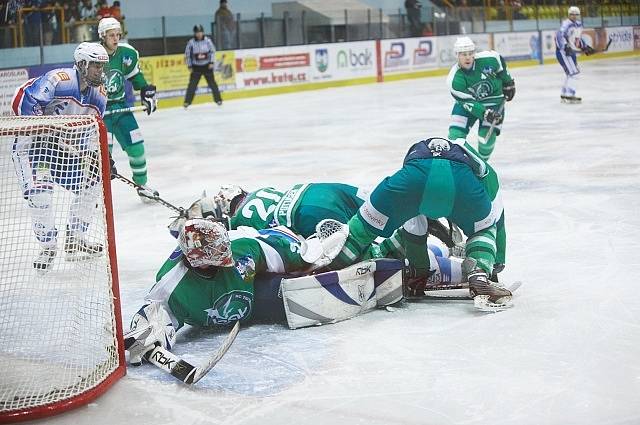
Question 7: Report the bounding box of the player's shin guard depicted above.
[125,143,148,186]
[332,215,378,269]
[477,132,497,161]
[465,225,497,275]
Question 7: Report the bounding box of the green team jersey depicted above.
[446,50,514,119]
[104,42,148,108]
[230,183,367,238]
[146,227,308,329]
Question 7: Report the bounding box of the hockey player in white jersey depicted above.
[11,42,110,272]
[555,6,594,104]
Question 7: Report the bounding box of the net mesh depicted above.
[0,115,121,415]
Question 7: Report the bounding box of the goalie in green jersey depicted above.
[98,17,159,201]
[446,36,516,161]
[125,217,350,365]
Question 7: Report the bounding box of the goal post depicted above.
[0,115,125,423]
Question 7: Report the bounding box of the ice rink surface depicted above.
[27,56,640,425]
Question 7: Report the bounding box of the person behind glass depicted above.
[214,0,235,50]
[183,24,223,109]
[405,0,423,37]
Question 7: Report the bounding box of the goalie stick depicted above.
[125,321,240,385]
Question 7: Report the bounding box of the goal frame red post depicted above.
[0,115,125,423]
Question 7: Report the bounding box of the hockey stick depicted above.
[595,37,613,53]
[104,105,148,116]
[112,172,186,216]
[408,280,522,301]
[127,321,240,385]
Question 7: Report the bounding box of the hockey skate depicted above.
[65,229,103,261]
[561,95,582,104]
[467,267,513,312]
[137,184,159,203]
[33,248,56,273]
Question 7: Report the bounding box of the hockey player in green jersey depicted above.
[98,17,159,200]
[332,137,511,310]
[446,36,516,161]
[222,183,368,238]
[125,217,348,365]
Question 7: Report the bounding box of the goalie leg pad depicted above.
[280,259,403,329]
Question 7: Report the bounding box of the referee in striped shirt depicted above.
[183,24,223,108]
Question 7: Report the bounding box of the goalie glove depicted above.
[140,84,157,115]
[300,219,349,271]
[503,80,516,102]
[126,302,177,366]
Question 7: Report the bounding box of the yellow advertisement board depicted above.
[139,51,236,97]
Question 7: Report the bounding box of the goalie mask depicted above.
[179,218,233,268]
[214,185,248,217]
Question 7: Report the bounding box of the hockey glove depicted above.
[564,44,574,56]
[581,45,595,56]
[141,84,157,115]
[484,108,502,125]
[503,80,516,102]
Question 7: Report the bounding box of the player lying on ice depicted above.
[125,212,475,370]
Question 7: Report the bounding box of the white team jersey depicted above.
[12,67,107,117]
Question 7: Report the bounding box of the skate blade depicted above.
[473,295,513,312]
[65,251,104,262]
[34,267,52,276]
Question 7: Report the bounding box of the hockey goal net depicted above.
[0,115,125,423]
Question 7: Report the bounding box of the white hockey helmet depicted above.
[214,185,248,216]
[453,36,476,54]
[179,218,233,268]
[568,6,581,16]
[98,17,121,38]
[73,42,109,86]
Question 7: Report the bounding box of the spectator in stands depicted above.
[405,0,423,37]
[110,1,122,20]
[76,0,95,41]
[22,0,43,46]
[511,1,527,20]
[457,0,473,22]
[183,24,223,108]
[42,0,61,45]
[214,0,235,50]
[96,0,112,19]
